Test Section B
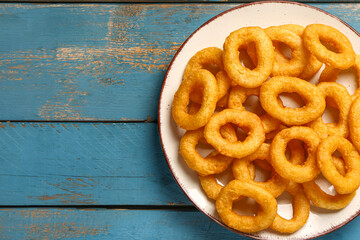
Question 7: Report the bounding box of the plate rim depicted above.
[157,1,360,239]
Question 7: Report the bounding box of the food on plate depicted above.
[319,55,360,101]
[223,27,275,88]
[303,24,355,69]
[204,109,265,158]
[170,23,360,234]
[276,24,323,80]
[270,126,320,183]
[259,76,326,125]
[349,96,360,152]
[302,180,356,210]
[270,181,310,233]
[317,135,360,194]
[199,162,256,200]
[216,180,278,233]
[172,69,218,130]
[308,82,351,139]
[228,86,281,133]
[264,26,306,77]
[232,143,289,197]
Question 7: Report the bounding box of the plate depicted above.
[158,1,360,239]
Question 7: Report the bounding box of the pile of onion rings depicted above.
[171,23,360,234]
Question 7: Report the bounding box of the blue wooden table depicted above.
[1,1,360,239]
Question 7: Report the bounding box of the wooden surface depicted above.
[1,2,360,239]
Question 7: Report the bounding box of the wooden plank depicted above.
[1,3,360,121]
[1,0,359,3]
[0,208,360,239]
[0,3,233,121]
[0,122,190,205]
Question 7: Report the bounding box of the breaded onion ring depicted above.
[228,86,281,133]
[303,24,355,70]
[180,128,233,176]
[216,179,277,233]
[349,96,360,153]
[270,182,310,233]
[232,143,289,197]
[223,27,275,88]
[199,162,255,200]
[302,180,356,210]
[172,69,218,130]
[204,109,265,158]
[276,24,323,79]
[182,47,230,104]
[317,135,360,194]
[308,82,351,139]
[270,126,320,183]
[259,76,326,125]
[264,26,306,77]
[319,55,360,102]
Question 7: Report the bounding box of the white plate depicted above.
[158,1,360,239]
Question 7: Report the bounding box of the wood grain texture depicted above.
[0,3,233,121]
[0,208,359,240]
[0,3,360,121]
[0,122,190,205]
[0,208,243,240]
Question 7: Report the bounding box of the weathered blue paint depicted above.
[0,3,359,120]
[0,208,360,240]
[0,122,189,205]
[0,3,234,121]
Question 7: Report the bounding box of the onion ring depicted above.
[303,24,355,69]
[270,126,320,183]
[308,82,351,139]
[264,26,306,77]
[270,181,310,233]
[216,179,277,233]
[319,55,360,101]
[172,69,218,130]
[204,109,265,158]
[302,180,356,210]
[317,135,360,194]
[349,96,360,153]
[259,76,326,125]
[276,24,323,79]
[199,162,255,200]
[179,128,233,176]
[232,143,289,197]
[228,86,281,133]
[223,27,275,88]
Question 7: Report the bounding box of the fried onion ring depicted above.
[317,135,360,194]
[270,181,310,233]
[179,128,233,176]
[259,76,326,125]
[308,82,351,139]
[223,27,274,88]
[228,86,281,133]
[172,69,218,130]
[232,143,289,197]
[264,26,306,77]
[303,24,355,69]
[199,162,255,200]
[349,96,360,153]
[319,55,360,102]
[270,126,320,183]
[302,180,356,210]
[204,109,265,158]
[276,24,323,79]
[216,179,277,233]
